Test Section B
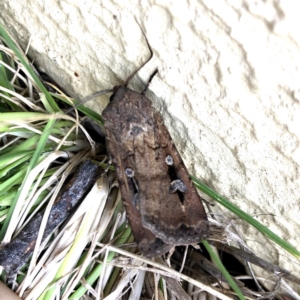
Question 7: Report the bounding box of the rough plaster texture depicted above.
[1,0,300,288]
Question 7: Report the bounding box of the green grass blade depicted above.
[0,51,14,91]
[192,176,300,258]
[202,240,245,300]
[0,112,53,122]
[0,119,56,240]
[0,150,34,170]
[0,164,27,196]
[0,134,40,155]
[0,23,59,112]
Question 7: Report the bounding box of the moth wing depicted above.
[119,190,174,257]
[131,101,209,245]
[103,88,173,256]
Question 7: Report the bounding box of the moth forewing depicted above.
[134,102,209,244]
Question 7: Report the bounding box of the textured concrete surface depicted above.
[1,0,300,288]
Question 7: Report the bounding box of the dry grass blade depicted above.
[21,174,111,300]
[91,244,232,300]
[0,160,99,282]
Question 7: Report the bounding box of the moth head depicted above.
[109,85,123,101]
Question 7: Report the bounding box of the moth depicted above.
[102,39,209,257]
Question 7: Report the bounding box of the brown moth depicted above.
[102,40,209,257]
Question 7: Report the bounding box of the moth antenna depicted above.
[141,69,158,95]
[80,89,113,105]
[65,89,113,115]
[124,25,153,87]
